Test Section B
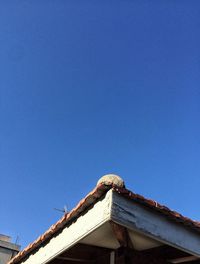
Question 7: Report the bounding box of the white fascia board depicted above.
[111,191,200,257]
[21,190,113,264]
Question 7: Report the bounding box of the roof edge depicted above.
[8,183,113,264]
[9,184,200,264]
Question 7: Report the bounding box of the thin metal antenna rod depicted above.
[54,205,68,214]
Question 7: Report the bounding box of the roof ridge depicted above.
[9,183,200,264]
[112,186,200,230]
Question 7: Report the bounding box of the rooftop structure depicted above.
[8,174,200,264]
[0,234,20,264]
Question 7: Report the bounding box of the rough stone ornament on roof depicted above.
[97,174,125,188]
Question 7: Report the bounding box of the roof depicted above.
[9,181,200,264]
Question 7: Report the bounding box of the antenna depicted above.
[9,235,20,261]
[63,205,67,213]
[15,235,20,245]
[54,205,68,214]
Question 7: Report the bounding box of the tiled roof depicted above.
[9,183,200,264]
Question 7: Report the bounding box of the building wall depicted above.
[0,235,20,264]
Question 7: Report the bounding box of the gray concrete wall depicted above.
[0,236,20,264]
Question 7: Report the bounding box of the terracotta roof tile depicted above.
[112,186,200,230]
[8,184,200,264]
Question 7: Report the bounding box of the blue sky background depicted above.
[1,0,200,248]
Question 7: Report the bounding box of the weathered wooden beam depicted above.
[110,220,200,264]
[56,243,111,263]
[131,245,200,264]
[182,262,200,264]
[111,191,200,257]
[114,247,133,264]
[170,256,200,263]
[110,221,134,249]
[56,256,94,262]
[114,247,170,264]
[110,220,199,264]
[141,245,190,260]
[110,221,134,263]
[114,244,200,264]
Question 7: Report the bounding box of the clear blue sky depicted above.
[1,0,200,248]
